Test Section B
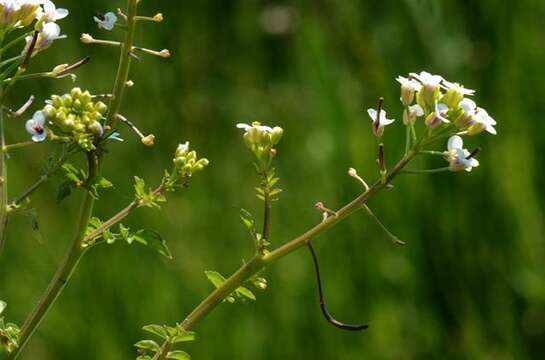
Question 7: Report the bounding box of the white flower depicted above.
[472,108,497,135]
[236,123,273,133]
[425,101,449,128]
[442,80,475,96]
[177,141,190,154]
[403,104,424,125]
[40,0,68,22]
[456,99,497,135]
[409,71,443,87]
[397,75,422,106]
[446,135,479,172]
[26,21,65,53]
[367,108,395,137]
[25,110,48,142]
[94,12,117,31]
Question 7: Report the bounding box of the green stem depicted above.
[3,141,39,152]
[8,152,99,360]
[0,32,32,56]
[1,72,52,84]
[152,150,418,358]
[0,104,7,253]
[404,125,411,154]
[418,150,445,156]
[401,167,450,174]
[105,0,138,129]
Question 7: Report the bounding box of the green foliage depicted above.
[58,163,113,202]
[84,221,172,258]
[0,302,20,354]
[136,324,196,359]
[205,271,257,303]
[134,176,166,208]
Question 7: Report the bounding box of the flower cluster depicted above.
[30,87,108,150]
[173,142,209,178]
[0,1,68,54]
[365,71,496,172]
[236,122,283,170]
[398,71,497,136]
[0,0,42,32]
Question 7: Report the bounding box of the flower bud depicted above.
[80,33,94,44]
[141,134,155,146]
[270,126,283,145]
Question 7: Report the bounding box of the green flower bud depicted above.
[95,101,108,114]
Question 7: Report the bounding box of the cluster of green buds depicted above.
[173,142,209,178]
[236,122,283,170]
[42,87,108,151]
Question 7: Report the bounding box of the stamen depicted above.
[466,146,481,160]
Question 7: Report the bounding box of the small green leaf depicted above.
[134,340,160,352]
[136,356,152,360]
[97,177,113,188]
[134,176,146,198]
[0,301,6,315]
[167,350,191,360]
[142,324,168,339]
[205,271,226,289]
[133,230,172,259]
[56,181,73,203]
[171,331,197,343]
[239,208,255,232]
[236,286,256,301]
[119,223,130,240]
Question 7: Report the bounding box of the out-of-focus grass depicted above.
[1,0,544,359]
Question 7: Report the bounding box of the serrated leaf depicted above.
[205,271,225,289]
[134,340,160,352]
[167,350,191,360]
[133,230,172,259]
[142,324,168,339]
[236,286,256,301]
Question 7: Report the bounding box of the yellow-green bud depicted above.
[141,134,155,146]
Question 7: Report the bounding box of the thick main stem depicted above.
[7,2,139,356]
[153,150,418,357]
[8,153,99,360]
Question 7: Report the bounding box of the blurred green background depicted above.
[1,0,545,359]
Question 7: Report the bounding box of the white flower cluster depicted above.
[0,1,68,54]
[366,71,497,172]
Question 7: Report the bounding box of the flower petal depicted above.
[447,135,463,151]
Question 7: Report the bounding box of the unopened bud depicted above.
[141,134,155,146]
[80,33,94,44]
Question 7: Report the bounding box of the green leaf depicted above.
[134,340,160,352]
[136,356,152,360]
[56,181,73,203]
[167,350,191,360]
[119,223,130,240]
[171,331,197,344]
[142,324,168,339]
[134,176,146,199]
[97,177,113,188]
[239,208,255,232]
[236,286,256,301]
[133,230,172,259]
[0,301,6,315]
[205,271,226,289]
